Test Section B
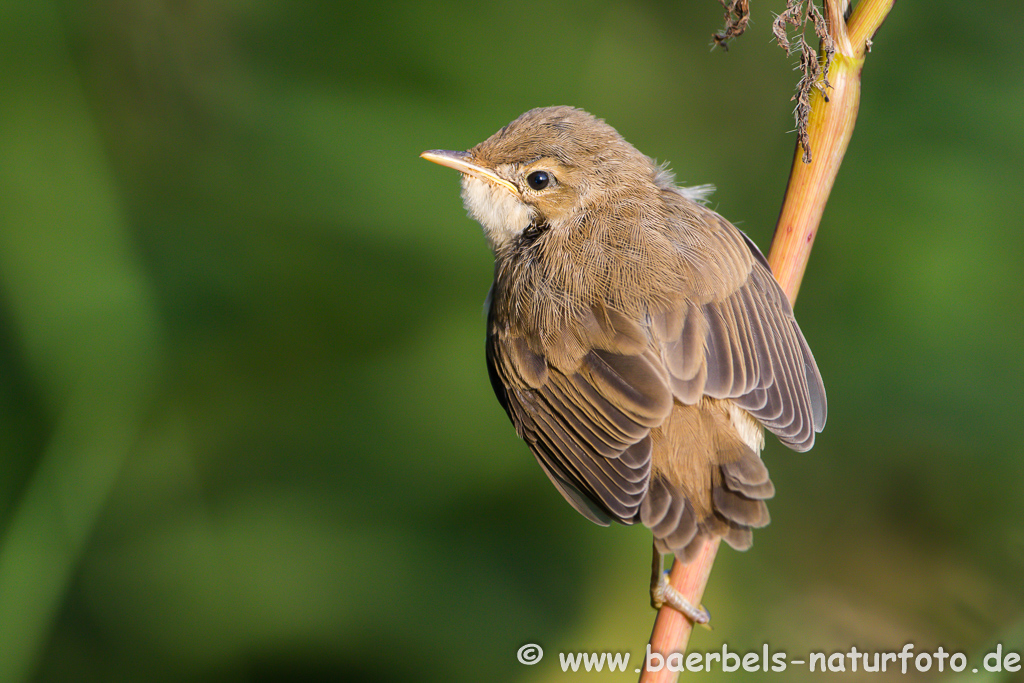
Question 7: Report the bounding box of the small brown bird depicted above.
[422,107,825,621]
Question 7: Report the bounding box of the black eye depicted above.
[526,170,550,191]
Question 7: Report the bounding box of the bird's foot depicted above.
[651,571,711,626]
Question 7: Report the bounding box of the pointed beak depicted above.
[420,149,519,196]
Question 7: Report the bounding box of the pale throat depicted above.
[460,175,531,252]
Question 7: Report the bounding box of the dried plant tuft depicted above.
[712,0,751,50]
[772,1,836,162]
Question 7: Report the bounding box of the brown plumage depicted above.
[422,106,825,618]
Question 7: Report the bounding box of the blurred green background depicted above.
[1,1,1022,681]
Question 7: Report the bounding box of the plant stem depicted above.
[639,1,894,679]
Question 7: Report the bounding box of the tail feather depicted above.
[721,457,775,499]
[713,485,770,527]
[641,449,776,562]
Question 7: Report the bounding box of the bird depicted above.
[421,106,826,622]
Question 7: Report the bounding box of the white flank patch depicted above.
[727,400,766,454]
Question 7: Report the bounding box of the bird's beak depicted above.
[420,149,519,196]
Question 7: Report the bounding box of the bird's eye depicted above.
[525,170,551,191]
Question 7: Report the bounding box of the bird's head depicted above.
[422,107,659,252]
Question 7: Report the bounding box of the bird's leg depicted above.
[649,543,711,624]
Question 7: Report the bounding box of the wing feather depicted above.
[662,221,826,451]
[487,327,665,523]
